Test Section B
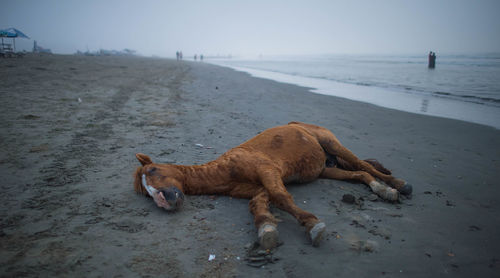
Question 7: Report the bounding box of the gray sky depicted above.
[1,0,499,57]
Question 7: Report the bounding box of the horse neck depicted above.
[175,160,231,195]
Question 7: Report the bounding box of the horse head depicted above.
[134,153,185,211]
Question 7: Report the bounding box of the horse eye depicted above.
[147,167,157,174]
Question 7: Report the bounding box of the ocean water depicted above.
[210,54,500,129]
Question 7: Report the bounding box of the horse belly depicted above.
[282,148,326,184]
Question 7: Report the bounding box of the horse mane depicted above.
[133,166,147,195]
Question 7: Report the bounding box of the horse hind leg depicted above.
[334,156,412,196]
[320,167,398,201]
[317,129,411,195]
[290,122,412,195]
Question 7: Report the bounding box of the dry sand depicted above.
[1,54,499,277]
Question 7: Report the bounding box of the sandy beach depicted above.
[1,54,499,277]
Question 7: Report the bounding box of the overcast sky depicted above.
[1,0,500,57]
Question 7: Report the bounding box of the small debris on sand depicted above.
[469,225,481,231]
[245,242,281,268]
[30,144,49,153]
[367,194,378,202]
[195,143,213,149]
[342,194,356,204]
[351,240,379,252]
[368,227,392,239]
[23,114,41,120]
[385,213,403,218]
[350,220,366,229]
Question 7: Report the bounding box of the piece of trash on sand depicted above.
[78,97,82,103]
[350,239,379,252]
[195,143,213,149]
[208,254,216,261]
[367,194,378,202]
[245,242,281,268]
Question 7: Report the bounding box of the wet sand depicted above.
[1,54,499,277]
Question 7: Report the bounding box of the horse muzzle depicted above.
[141,174,185,211]
[160,186,185,210]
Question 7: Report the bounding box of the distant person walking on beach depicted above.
[428,51,436,68]
[200,54,203,61]
[194,54,197,61]
[176,51,180,61]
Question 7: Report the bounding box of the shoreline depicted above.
[1,55,499,277]
[210,62,500,130]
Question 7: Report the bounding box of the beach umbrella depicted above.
[0,27,30,52]
[0,28,30,38]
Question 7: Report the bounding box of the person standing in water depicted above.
[428,51,436,68]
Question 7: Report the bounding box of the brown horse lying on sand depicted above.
[133,122,412,249]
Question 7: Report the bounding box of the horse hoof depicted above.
[399,183,413,195]
[386,188,399,201]
[309,222,326,247]
[258,224,279,249]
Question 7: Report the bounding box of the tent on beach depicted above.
[0,27,30,53]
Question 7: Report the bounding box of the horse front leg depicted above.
[259,169,326,247]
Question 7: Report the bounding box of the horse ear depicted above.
[136,153,153,166]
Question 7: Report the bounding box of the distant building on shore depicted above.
[74,48,137,56]
[33,40,52,54]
